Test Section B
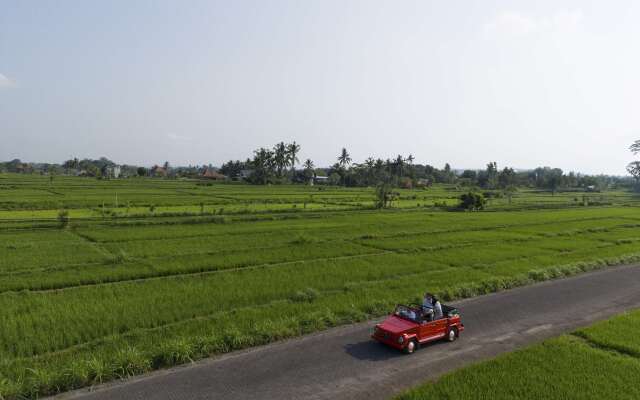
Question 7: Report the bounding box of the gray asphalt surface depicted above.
[56,264,640,400]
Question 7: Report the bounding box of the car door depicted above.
[419,317,447,343]
[432,318,448,338]
[418,319,439,343]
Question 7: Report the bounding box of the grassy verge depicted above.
[396,309,640,400]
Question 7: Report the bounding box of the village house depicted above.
[200,167,226,180]
[150,165,167,177]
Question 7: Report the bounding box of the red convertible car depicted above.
[372,304,464,354]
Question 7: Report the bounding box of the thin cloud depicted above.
[166,133,192,142]
[0,73,14,88]
[484,10,583,36]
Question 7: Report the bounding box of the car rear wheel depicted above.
[447,327,458,342]
[404,340,417,354]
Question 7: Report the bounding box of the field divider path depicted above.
[79,214,627,243]
[568,333,640,360]
[65,230,115,259]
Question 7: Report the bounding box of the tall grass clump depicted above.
[57,209,69,228]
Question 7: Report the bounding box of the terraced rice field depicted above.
[396,309,640,400]
[1,173,640,398]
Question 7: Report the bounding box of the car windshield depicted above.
[394,305,420,322]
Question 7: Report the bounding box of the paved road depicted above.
[56,264,640,400]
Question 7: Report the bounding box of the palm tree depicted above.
[273,142,287,177]
[406,154,414,165]
[251,148,275,184]
[394,155,404,177]
[303,158,314,171]
[364,157,375,169]
[287,141,301,174]
[338,148,352,167]
[303,159,315,184]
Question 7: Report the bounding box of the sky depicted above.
[1,0,639,175]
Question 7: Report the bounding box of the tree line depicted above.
[218,143,625,193]
[1,142,631,193]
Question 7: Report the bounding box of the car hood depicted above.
[379,315,418,334]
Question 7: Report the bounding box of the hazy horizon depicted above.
[2,1,640,175]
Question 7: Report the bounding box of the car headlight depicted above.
[397,336,405,344]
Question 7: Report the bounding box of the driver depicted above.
[422,292,435,321]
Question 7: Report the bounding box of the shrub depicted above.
[57,209,69,228]
[459,192,486,211]
[375,183,398,209]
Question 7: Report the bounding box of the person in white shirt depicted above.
[432,296,443,320]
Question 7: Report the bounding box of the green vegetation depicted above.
[458,192,486,211]
[396,309,640,400]
[2,173,640,398]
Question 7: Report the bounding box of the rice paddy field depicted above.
[396,309,640,400]
[2,173,640,398]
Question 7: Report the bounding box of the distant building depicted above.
[416,178,433,187]
[585,185,599,192]
[150,165,167,177]
[237,169,253,181]
[105,165,121,179]
[200,168,226,180]
[313,176,329,184]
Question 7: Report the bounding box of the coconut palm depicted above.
[338,148,351,167]
[287,141,301,174]
[303,159,315,183]
[303,158,314,171]
[273,142,288,177]
[406,154,414,165]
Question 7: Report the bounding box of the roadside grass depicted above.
[396,309,640,400]
[573,310,640,357]
[397,335,640,400]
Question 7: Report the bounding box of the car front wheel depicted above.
[404,340,417,354]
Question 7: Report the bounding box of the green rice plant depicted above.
[289,287,320,303]
[106,249,130,265]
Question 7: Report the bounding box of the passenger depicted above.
[432,296,443,320]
